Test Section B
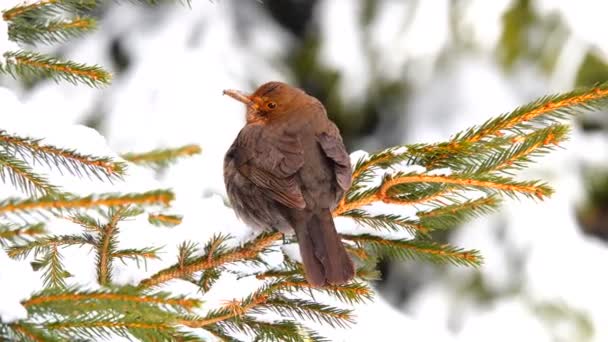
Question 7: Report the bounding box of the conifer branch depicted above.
[122,144,202,170]
[8,323,51,342]
[22,290,200,311]
[138,232,282,288]
[338,209,428,234]
[112,247,160,265]
[2,0,99,22]
[7,234,94,259]
[180,293,269,328]
[0,130,125,181]
[96,209,122,286]
[0,190,174,219]
[460,83,608,143]
[271,279,373,305]
[467,125,569,174]
[417,196,499,229]
[9,286,202,340]
[260,297,354,328]
[335,173,551,217]
[0,151,59,197]
[1,51,111,86]
[39,243,70,288]
[8,17,97,45]
[342,234,482,267]
[148,213,182,227]
[0,222,45,246]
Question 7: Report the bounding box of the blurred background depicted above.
[2,0,608,340]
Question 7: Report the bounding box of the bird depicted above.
[223,81,355,287]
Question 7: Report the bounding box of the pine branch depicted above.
[271,279,373,305]
[96,209,122,286]
[216,318,324,342]
[456,82,608,143]
[260,297,354,328]
[0,130,125,181]
[474,125,568,174]
[2,0,100,22]
[339,209,428,235]
[335,172,551,216]
[12,286,201,341]
[8,17,97,45]
[0,151,59,197]
[37,243,71,289]
[7,234,94,259]
[6,322,57,342]
[22,287,201,313]
[122,144,201,170]
[148,213,182,227]
[0,51,111,87]
[342,234,482,267]
[138,232,282,288]
[0,222,46,246]
[0,190,174,220]
[417,196,500,230]
[112,247,161,267]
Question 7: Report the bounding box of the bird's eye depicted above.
[266,102,277,109]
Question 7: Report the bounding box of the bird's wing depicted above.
[230,124,306,209]
[317,124,352,199]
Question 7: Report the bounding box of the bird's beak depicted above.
[223,89,258,109]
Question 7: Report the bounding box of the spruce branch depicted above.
[0,130,125,181]
[0,51,111,86]
[22,287,201,313]
[271,279,373,305]
[112,247,161,267]
[342,234,482,267]
[6,286,202,341]
[6,322,55,342]
[339,209,428,235]
[122,144,202,170]
[96,208,122,286]
[148,213,182,227]
[7,234,95,259]
[8,17,97,45]
[458,83,608,143]
[417,196,500,229]
[2,0,100,22]
[0,190,174,220]
[38,243,71,289]
[260,297,354,328]
[335,173,551,217]
[0,151,59,197]
[0,222,46,246]
[138,232,282,288]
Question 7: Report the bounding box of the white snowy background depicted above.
[1,0,608,341]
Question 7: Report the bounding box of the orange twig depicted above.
[12,54,109,82]
[47,321,170,330]
[467,87,608,143]
[138,232,282,288]
[342,235,480,264]
[178,294,268,328]
[0,134,121,176]
[2,0,57,21]
[0,192,173,215]
[334,174,546,216]
[11,324,44,342]
[22,293,199,310]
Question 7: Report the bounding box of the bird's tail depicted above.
[292,209,355,287]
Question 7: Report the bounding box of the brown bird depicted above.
[223,81,355,287]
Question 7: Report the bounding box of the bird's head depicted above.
[223,81,307,124]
